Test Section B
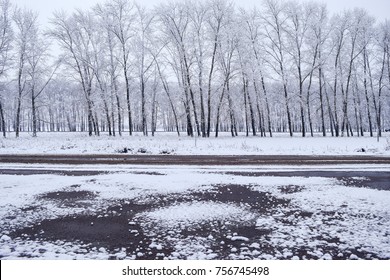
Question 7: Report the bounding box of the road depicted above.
[1,154,390,260]
[1,154,390,165]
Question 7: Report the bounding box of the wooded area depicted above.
[0,0,389,138]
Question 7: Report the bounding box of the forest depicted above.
[0,0,389,138]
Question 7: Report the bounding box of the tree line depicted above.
[0,0,389,138]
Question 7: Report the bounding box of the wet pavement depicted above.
[1,154,390,165]
[1,164,390,260]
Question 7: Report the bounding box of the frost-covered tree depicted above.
[50,10,98,136]
[13,8,39,137]
[0,0,12,137]
[0,0,388,138]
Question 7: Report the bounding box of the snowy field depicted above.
[0,132,390,155]
[0,164,389,260]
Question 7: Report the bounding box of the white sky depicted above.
[12,0,390,26]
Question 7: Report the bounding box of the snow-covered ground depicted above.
[0,164,389,260]
[0,132,389,155]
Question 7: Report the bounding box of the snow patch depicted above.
[137,201,256,228]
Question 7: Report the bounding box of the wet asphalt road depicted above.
[1,154,390,165]
[1,155,389,260]
[0,167,389,191]
[2,166,390,260]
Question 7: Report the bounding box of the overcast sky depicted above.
[12,0,390,25]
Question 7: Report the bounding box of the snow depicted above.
[231,236,250,242]
[137,201,256,229]
[0,132,389,155]
[251,182,390,259]
[0,163,389,260]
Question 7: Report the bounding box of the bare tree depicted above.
[94,3,124,136]
[104,0,136,135]
[284,1,315,137]
[215,17,239,137]
[0,0,389,138]
[26,28,59,137]
[205,0,232,137]
[372,21,390,138]
[157,1,199,137]
[262,0,294,137]
[0,0,12,137]
[14,8,39,137]
[50,10,97,136]
[310,4,330,137]
[242,7,273,137]
[340,9,369,137]
[361,20,376,137]
[134,3,156,136]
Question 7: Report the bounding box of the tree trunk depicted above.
[319,64,326,136]
[141,75,147,136]
[243,78,249,137]
[283,82,293,137]
[197,53,206,138]
[122,42,132,135]
[215,81,227,138]
[151,79,158,137]
[156,61,180,136]
[16,64,24,138]
[124,71,132,135]
[0,100,6,137]
[116,95,122,136]
[111,95,116,137]
[227,86,237,137]
[260,73,272,137]
[252,78,264,137]
[188,81,200,137]
[207,32,219,137]
[32,90,37,137]
[87,98,94,136]
[363,47,373,137]
[103,98,112,136]
[323,72,335,137]
[373,48,386,138]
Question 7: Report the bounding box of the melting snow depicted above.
[0,164,389,260]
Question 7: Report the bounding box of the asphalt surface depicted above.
[1,154,390,165]
[4,168,390,260]
[1,156,390,260]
